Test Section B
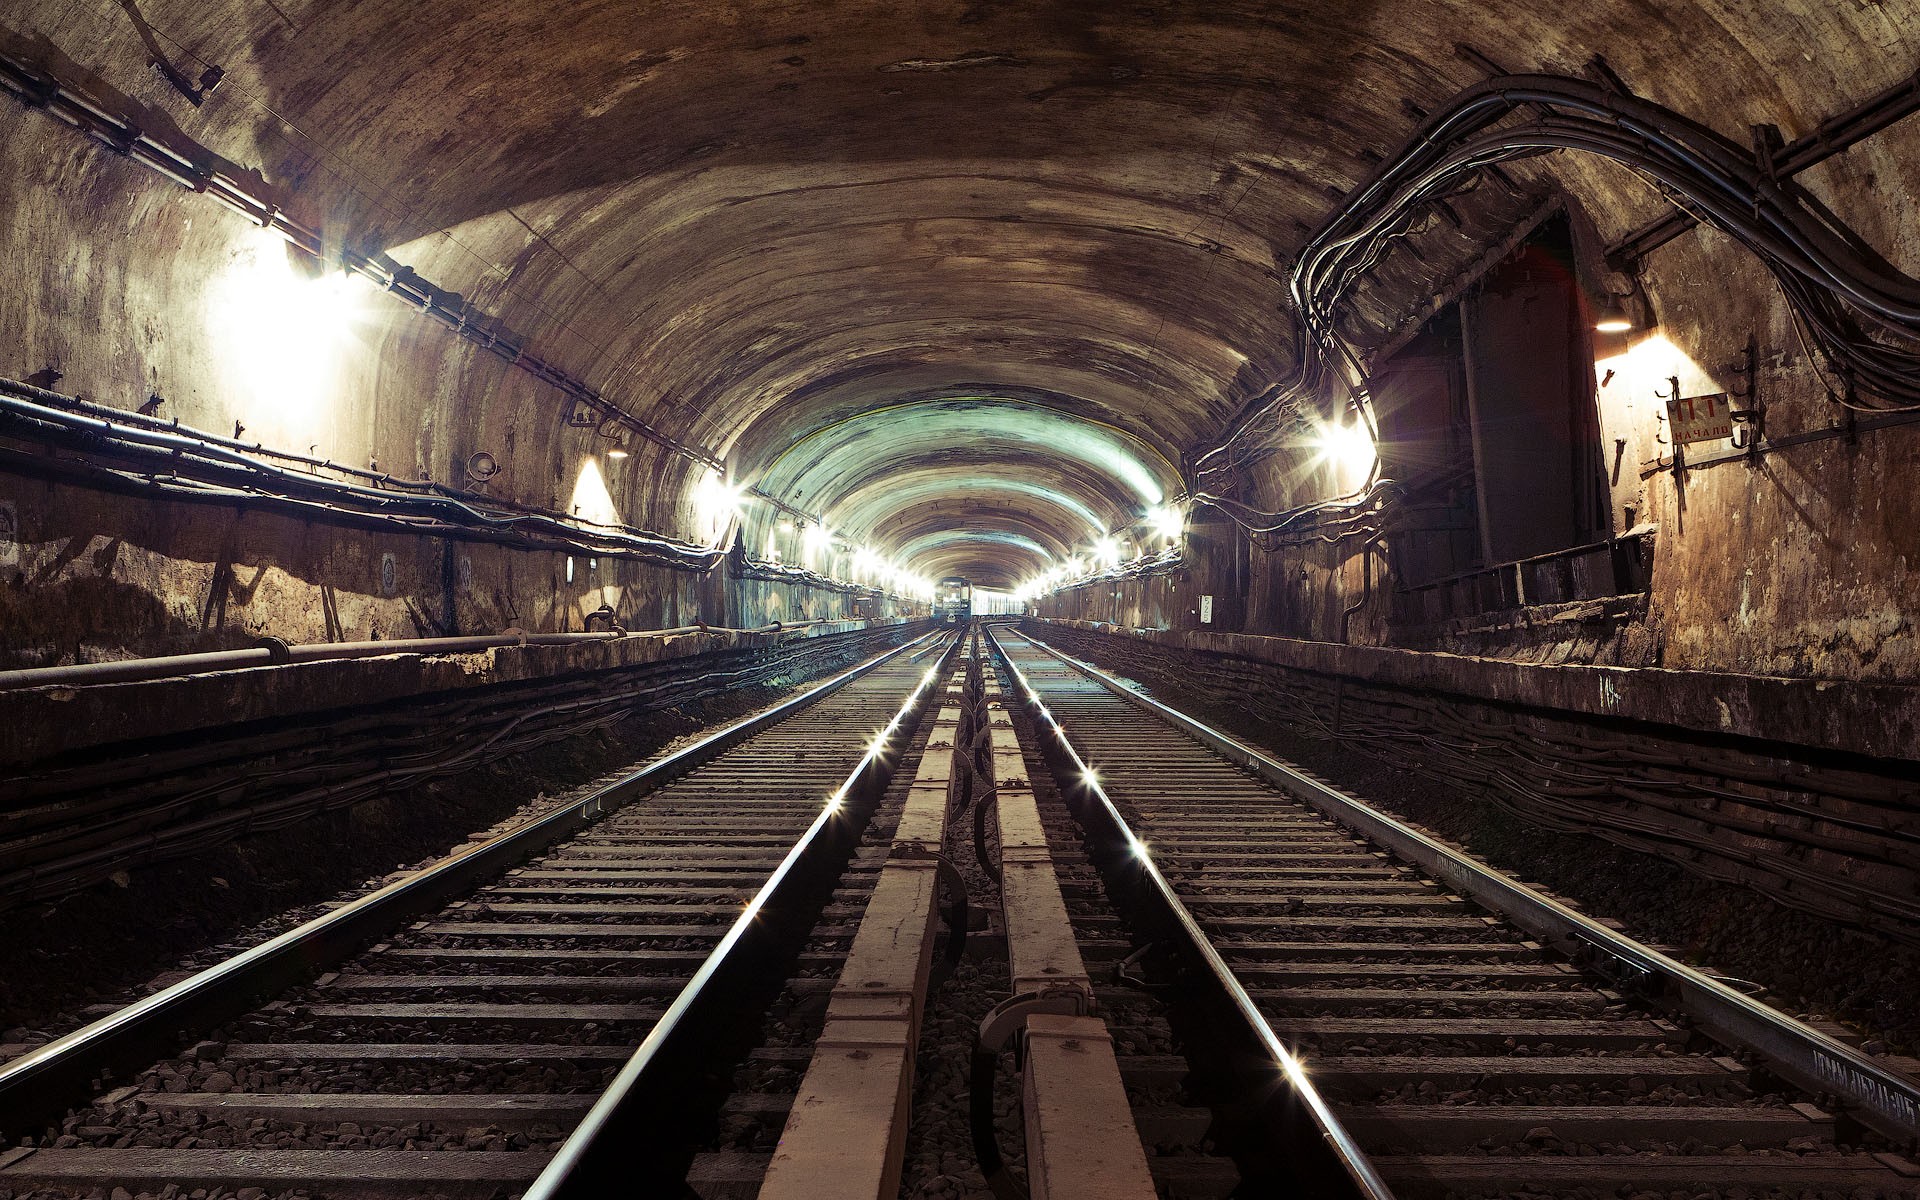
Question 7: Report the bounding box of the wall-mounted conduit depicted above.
[0,378,729,567]
[0,44,725,474]
[1191,64,1920,535]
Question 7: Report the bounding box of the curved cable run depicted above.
[1193,68,1920,532]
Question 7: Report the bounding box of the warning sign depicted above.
[1666,393,1734,446]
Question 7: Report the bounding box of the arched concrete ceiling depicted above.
[7,0,1915,583]
[745,396,1178,585]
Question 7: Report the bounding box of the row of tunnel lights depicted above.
[607,301,1637,600]
[1008,502,1188,605]
[691,471,940,600]
[1007,410,1384,605]
[224,230,1640,611]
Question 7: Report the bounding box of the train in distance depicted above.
[935,576,972,625]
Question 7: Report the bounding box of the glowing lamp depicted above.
[692,471,747,532]
[1309,416,1376,479]
[1148,504,1185,542]
[1594,299,1635,334]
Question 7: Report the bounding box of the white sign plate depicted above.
[1666,392,1734,446]
[1199,594,1214,624]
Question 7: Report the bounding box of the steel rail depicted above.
[985,626,1394,1200]
[0,628,944,1142]
[524,632,960,1197]
[1013,628,1920,1144]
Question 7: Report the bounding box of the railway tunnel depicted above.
[2,2,1919,1198]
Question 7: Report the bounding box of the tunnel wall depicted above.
[1035,162,1920,685]
[3,4,1917,681]
[0,470,911,670]
[1022,617,1920,948]
[0,105,902,663]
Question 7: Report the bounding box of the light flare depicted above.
[209,229,369,449]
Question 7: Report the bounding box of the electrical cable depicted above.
[1190,69,1920,539]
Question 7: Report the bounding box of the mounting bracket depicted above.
[1728,334,1765,460]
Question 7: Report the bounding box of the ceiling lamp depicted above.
[1594,298,1635,334]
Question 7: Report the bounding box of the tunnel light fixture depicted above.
[1308,414,1376,481]
[692,470,747,533]
[211,230,368,444]
[1594,298,1635,334]
[1148,504,1186,543]
[599,418,634,460]
[1092,536,1122,568]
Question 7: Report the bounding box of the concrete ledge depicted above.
[2,619,912,767]
[1034,619,1919,762]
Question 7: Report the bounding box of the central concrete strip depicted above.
[755,666,968,1200]
[1022,1014,1165,1197]
[984,672,1157,1200]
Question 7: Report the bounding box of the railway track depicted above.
[0,629,958,1198]
[5,619,1916,1199]
[680,635,1193,1199]
[989,624,1920,1199]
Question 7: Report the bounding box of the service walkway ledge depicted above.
[755,651,969,1200]
[982,659,1158,1200]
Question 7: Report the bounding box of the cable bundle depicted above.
[1193,70,1920,531]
